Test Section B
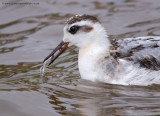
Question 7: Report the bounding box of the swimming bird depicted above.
[43,14,160,86]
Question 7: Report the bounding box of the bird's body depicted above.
[78,35,160,85]
[44,15,160,86]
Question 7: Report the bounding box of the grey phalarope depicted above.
[43,14,160,86]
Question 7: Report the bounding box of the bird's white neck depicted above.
[78,34,111,81]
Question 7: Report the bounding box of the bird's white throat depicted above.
[78,25,111,81]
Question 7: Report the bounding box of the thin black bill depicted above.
[43,41,69,65]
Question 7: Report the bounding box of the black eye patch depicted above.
[68,25,80,34]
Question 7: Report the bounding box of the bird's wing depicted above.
[111,36,160,70]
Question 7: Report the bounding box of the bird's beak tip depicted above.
[43,41,69,65]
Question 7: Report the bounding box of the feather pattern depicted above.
[111,36,160,71]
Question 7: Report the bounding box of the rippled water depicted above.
[1,0,160,116]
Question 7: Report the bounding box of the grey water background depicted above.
[0,0,160,116]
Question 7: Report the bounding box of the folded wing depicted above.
[111,36,160,70]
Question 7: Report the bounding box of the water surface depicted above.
[0,0,160,116]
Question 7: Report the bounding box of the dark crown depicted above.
[66,14,99,24]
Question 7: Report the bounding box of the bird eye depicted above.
[69,25,80,34]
